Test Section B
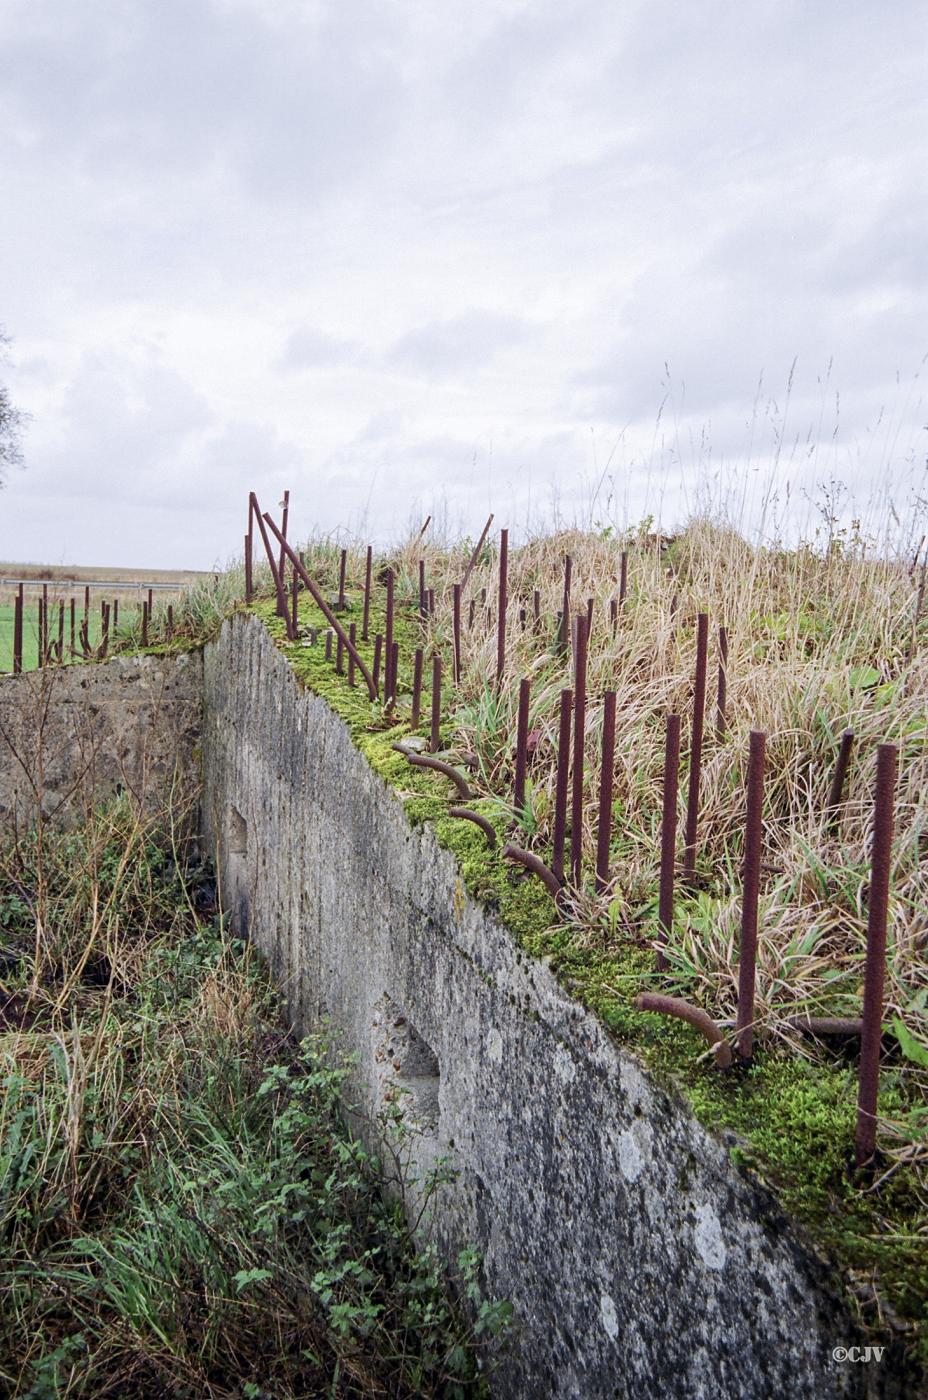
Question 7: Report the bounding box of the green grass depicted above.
[0,802,508,1398]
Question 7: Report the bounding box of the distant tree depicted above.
[0,326,26,485]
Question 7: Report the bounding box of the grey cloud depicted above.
[278,327,358,370]
[385,311,529,378]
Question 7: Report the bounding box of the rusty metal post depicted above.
[348,623,357,687]
[291,570,299,637]
[496,529,509,692]
[610,598,618,636]
[453,582,462,685]
[338,547,347,609]
[251,494,291,632]
[83,585,89,631]
[41,585,49,664]
[167,604,174,640]
[384,568,395,702]
[683,612,709,877]
[715,625,728,740]
[514,677,531,816]
[657,713,682,971]
[552,688,572,881]
[141,601,149,648]
[533,588,541,632]
[336,630,345,676]
[372,633,381,690]
[559,555,572,651]
[245,522,253,605]
[595,690,617,892]
[855,743,897,1167]
[13,584,23,673]
[362,545,373,641]
[100,602,110,658]
[389,641,399,709]
[57,601,64,660]
[430,654,442,753]
[69,597,75,656]
[827,729,855,826]
[586,596,593,637]
[619,550,628,607]
[571,614,589,886]
[147,587,153,615]
[276,489,290,611]
[736,730,767,1061]
[411,648,423,726]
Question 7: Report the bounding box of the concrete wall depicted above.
[0,652,202,827]
[201,614,910,1400]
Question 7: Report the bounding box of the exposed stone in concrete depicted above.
[202,614,914,1400]
[0,652,202,827]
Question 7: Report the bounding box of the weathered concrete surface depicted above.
[0,652,202,827]
[202,614,912,1400]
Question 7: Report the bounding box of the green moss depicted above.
[250,594,926,1359]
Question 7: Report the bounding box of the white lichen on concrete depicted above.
[693,1203,727,1271]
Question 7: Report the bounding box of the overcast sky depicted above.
[0,0,925,569]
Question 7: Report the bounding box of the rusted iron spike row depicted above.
[402,750,472,800]
[496,528,509,693]
[113,598,119,629]
[57,602,65,659]
[619,550,628,606]
[461,512,494,592]
[788,1016,863,1037]
[855,743,898,1168]
[502,844,563,900]
[636,993,732,1068]
[262,513,377,697]
[141,602,149,648]
[826,729,855,826]
[430,654,442,753]
[276,489,290,613]
[453,583,462,685]
[683,612,709,877]
[371,633,381,686]
[291,571,299,638]
[559,555,572,651]
[384,568,395,702]
[716,626,728,740]
[449,807,497,849]
[595,690,617,893]
[551,689,573,881]
[514,677,531,816]
[657,713,682,972]
[419,559,427,618]
[167,604,174,640]
[338,548,347,609]
[736,729,767,1061]
[571,614,589,887]
[411,648,424,727]
[251,495,292,635]
[69,598,75,656]
[348,624,357,687]
[362,545,373,641]
[326,631,333,662]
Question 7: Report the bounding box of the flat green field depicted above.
[0,603,104,673]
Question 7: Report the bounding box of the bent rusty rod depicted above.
[251,495,292,634]
[400,750,472,800]
[262,513,377,697]
[502,843,563,899]
[461,513,494,592]
[636,993,732,1068]
[449,807,497,849]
